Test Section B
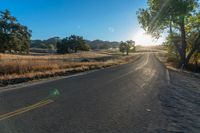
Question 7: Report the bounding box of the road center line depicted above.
[166,69,170,85]
[0,99,54,121]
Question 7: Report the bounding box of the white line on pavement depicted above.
[166,69,170,85]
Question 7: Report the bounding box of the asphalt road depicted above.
[0,53,170,133]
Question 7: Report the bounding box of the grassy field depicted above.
[0,51,139,86]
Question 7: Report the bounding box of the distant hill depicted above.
[31,37,60,49]
[85,40,120,50]
[31,38,120,50]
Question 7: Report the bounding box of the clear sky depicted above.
[1,0,165,45]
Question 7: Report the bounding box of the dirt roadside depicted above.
[156,52,200,132]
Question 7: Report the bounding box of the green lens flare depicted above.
[49,89,60,98]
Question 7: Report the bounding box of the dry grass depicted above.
[0,51,115,76]
[0,51,108,60]
[0,52,138,86]
[0,61,120,80]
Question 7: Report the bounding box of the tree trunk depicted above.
[179,17,187,68]
[126,48,129,55]
[170,17,199,69]
[169,22,182,65]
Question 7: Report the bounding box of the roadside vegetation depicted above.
[137,0,200,72]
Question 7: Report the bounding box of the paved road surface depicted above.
[0,53,171,133]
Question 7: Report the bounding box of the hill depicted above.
[31,38,120,50]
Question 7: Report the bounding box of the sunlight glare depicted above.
[132,30,163,46]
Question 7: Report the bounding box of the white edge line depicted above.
[0,70,98,93]
[166,69,170,85]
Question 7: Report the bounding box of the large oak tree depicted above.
[56,35,90,54]
[0,10,31,54]
[137,0,200,68]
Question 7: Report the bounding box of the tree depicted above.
[0,10,31,54]
[119,40,135,55]
[56,35,90,54]
[56,38,69,54]
[67,35,90,52]
[127,40,136,52]
[119,42,127,55]
[137,0,200,68]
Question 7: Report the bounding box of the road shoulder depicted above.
[159,70,200,132]
[155,52,200,132]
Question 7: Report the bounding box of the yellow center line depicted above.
[0,99,54,121]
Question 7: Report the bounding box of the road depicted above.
[0,53,172,133]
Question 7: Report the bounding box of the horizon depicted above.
[1,0,165,45]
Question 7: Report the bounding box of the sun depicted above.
[132,30,161,46]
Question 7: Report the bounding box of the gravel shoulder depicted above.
[156,52,200,133]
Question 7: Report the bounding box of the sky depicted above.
[1,0,165,45]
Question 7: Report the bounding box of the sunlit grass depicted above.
[0,52,138,84]
[0,52,108,60]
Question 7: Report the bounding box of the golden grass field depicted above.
[0,51,108,60]
[0,51,138,86]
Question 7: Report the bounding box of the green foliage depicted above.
[137,0,198,37]
[56,35,90,54]
[0,10,31,54]
[137,0,200,68]
[119,40,135,55]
